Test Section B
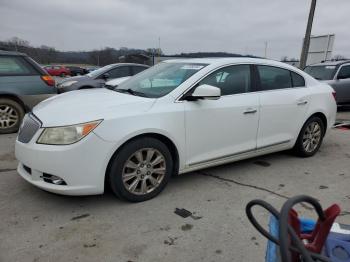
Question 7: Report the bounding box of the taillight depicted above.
[332,91,336,101]
[41,75,55,86]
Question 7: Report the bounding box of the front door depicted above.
[184,64,259,166]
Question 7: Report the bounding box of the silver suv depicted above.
[0,51,56,134]
[304,60,350,106]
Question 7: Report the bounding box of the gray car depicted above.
[0,50,56,134]
[304,60,350,106]
[57,63,149,93]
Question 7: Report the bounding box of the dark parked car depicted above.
[85,66,100,73]
[43,65,71,77]
[304,60,350,106]
[56,63,149,93]
[66,66,88,76]
[0,50,56,133]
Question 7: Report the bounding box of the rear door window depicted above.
[0,56,37,76]
[132,66,148,75]
[257,65,292,90]
[108,66,131,78]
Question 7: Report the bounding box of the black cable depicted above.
[279,195,326,262]
[246,197,330,262]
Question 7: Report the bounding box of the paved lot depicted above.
[0,112,349,262]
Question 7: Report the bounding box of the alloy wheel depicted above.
[122,148,166,195]
[302,121,322,153]
[0,105,19,129]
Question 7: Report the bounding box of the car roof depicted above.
[0,50,27,56]
[163,57,299,70]
[109,63,149,67]
[307,60,350,67]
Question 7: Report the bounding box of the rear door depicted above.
[255,65,310,149]
[184,64,260,166]
[333,64,350,104]
[107,66,132,79]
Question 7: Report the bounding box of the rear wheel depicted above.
[293,116,325,157]
[108,137,173,202]
[0,98,25,134]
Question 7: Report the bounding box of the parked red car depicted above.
[43,65,71,77]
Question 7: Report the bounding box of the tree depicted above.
[281,56,289,62]
[333,54,347,61]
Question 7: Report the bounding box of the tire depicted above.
[293,116,325,157]
[0,98,25,134]
[108,137,173,202]
[60,73,66,77]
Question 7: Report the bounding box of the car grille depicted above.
[17,113,42,143]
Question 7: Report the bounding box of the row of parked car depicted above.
[0,50,149,134]
[42,65,99,77]
[0,49,349,135]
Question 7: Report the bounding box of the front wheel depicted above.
[0,98,25,134]
[293,116,325,157]
[108,137,173,202]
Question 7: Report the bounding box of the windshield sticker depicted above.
[181,65,204,70]
[325,66,336,69]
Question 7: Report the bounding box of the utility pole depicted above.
[300,0,317,69]
[157,37,161,64]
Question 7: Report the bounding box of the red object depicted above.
[332,91,337,101]
[41,75,55,86]
[44,65,71,77]
[288,204,341,261]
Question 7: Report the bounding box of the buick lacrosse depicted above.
[15,58,337,202]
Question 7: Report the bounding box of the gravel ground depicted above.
[0,111,349,262]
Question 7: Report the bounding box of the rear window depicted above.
[304,65,336,80]
[0,56,37,76]
[291,72,305,87]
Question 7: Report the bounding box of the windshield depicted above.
[115,62,208,98]
[304,65,336,80]
[87,64,114,78]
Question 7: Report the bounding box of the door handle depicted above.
[297,100,308,106]
[244,108,257,114]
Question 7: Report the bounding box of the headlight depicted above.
[37,120,102,145]
[59,80,77,88]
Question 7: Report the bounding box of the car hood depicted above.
[33,88,156,126]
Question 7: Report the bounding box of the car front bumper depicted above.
[15,130,115,195]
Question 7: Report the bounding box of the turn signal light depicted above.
[41,75,55,86]
[82,122,100,136]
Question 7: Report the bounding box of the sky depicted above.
[0,0,349,60]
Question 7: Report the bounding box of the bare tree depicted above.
[333,54,347,61]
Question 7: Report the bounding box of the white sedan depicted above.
[15,58,337,202]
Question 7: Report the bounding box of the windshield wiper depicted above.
[115,88,149,97]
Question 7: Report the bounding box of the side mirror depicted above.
[102,73,110,79]
[188,84,221,100]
